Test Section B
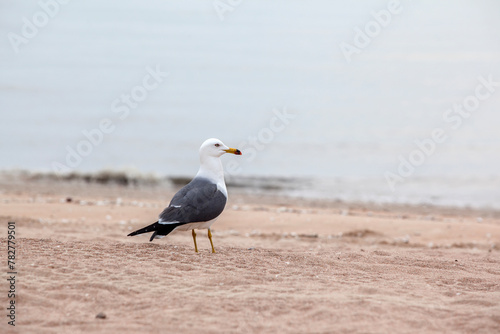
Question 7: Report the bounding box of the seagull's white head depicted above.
[199,138,242,158]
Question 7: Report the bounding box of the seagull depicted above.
[127,138,242,253]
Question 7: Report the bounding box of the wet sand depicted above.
[1,175,499,333]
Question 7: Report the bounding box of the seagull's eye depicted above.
[215,143,220,147]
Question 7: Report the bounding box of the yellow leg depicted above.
[208,228,216,253]
[192,229,198,253]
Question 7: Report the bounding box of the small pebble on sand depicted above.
[96,312,107,319]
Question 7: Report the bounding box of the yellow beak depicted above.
[224,147,242,155]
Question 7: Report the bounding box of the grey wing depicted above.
[159,178,227,224]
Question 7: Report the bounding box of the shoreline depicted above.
[2,169,499,219]
[1,170,499,250]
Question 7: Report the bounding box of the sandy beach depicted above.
[0,173,498,333]
[2,1,499,333]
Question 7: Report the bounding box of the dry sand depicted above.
[1,175,499,333]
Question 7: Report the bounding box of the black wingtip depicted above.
[149,231,157,242]
[127,221,159,238]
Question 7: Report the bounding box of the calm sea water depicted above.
[1,1,500,208]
